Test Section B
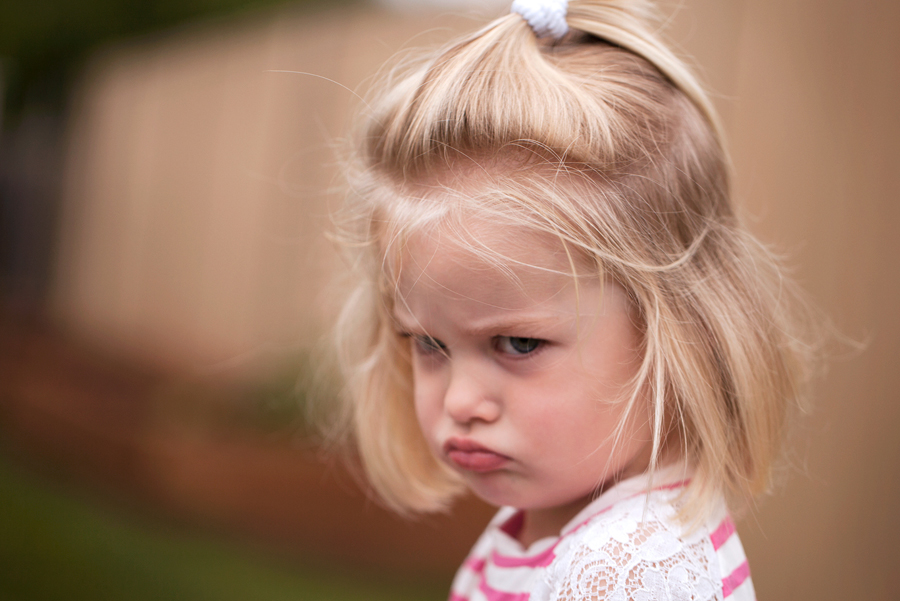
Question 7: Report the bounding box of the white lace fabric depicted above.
[546,493,720,601]
[447,468,754,601]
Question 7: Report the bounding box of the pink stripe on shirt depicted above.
[479,579,531,601]
[710,516,736,550]
[722,561,750,597]
[465,557,487,573]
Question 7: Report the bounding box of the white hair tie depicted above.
[511,0,569,39]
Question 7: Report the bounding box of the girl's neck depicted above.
[518,495,594,547]
[516,445,680,547]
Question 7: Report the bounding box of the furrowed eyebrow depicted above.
[458,313,565,337]
[391,305,569,337]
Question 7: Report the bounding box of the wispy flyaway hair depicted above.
[329,0,816,522]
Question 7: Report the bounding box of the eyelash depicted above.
[401,333,544,358]
[410,334,446,356]
[496,337,543,356]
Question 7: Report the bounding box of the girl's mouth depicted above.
[443,438,510,472]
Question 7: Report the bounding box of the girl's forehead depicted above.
[405,218,569,271]
[394,219,595,301]
[377,162,605,295]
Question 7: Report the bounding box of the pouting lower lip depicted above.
[444,439,509,472]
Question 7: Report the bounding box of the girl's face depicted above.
[394,221,654,540]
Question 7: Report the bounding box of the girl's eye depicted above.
[412,334,446,356]
[497,337,542,355]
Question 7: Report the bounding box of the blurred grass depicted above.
[0,454,445,601]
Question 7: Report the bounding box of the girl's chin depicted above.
[466,479,596,515]
[464,480,552,511]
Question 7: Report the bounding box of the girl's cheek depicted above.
[413,380,442,433]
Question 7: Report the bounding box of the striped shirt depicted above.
[449,468,754,601]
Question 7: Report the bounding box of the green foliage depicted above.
[0,455,444,601]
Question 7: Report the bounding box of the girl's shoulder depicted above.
[545,488,754,601]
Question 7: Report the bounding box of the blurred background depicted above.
[0,0,897,599]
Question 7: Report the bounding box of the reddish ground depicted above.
[0,312,494,580]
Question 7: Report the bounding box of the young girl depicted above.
[329,1,813,599]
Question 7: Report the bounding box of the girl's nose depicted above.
[443,362,501,425]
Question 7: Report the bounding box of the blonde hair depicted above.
[329,0,816,522]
